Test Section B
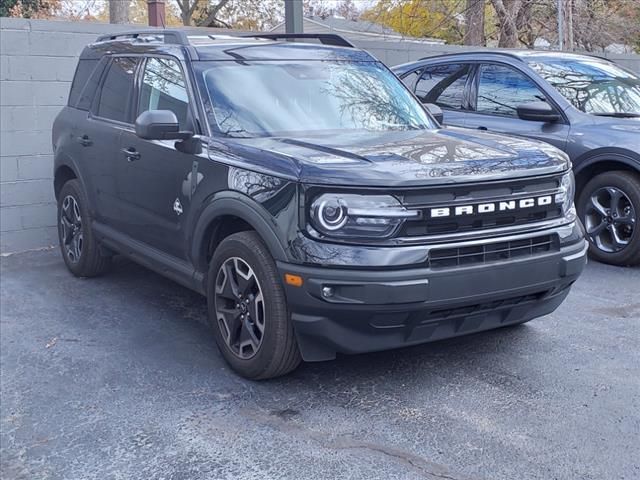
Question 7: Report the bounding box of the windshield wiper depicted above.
[591,112,640,118]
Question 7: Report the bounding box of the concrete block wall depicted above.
[0,18,639,253]
[0,18,144,252]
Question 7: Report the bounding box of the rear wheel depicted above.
[57,179,110,276]
[578,170,640,266]
[207,231,301,379]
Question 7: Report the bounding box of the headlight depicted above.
[310,193,420,239]
[556,170,576,221]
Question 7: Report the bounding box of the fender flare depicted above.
[573,148,640,178]
[53,154,89,199]
[190,193,290,271]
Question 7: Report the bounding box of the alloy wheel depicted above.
[214,257,266,359]
[584,186,636,253]
[60,195,83,263]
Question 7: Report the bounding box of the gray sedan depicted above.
[393,51,640,266]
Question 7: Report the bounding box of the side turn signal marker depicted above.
[285,274,303,287]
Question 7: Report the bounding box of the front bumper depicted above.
[278,235,588,362]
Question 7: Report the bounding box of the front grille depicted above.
[428,235,558,269]
[398,174,564,238]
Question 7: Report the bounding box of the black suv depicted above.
[53,31,587,379]
[393,51,640,266]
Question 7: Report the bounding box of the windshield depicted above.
[529,58,640,116]
[198,61,435,137]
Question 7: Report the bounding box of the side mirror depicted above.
[424,103,444,125]
[517,102,560,123]
[135,110,192,140]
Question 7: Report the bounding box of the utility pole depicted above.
[557,0,564,50]
[284,0,303,34]
[566,0,574,51]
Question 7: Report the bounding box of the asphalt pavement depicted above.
[1,249,638,480]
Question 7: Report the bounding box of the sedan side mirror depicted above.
[517,102,560,123]
[135,110,192,140]
[424,103,444,125]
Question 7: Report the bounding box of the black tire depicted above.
[57,179,111,277]
[577,170,640,267]
[207,231,301,380]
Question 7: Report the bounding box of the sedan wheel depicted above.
[584,186,635,253]
[578,171,640,266]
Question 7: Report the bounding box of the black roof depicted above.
[81,30,375,63]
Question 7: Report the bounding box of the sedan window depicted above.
[476,64,547,117]
[415,63,470,110]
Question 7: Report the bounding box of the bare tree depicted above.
[336,0,359,21]
[109,0,129,23]
[464,0,485,45]
[491,0,522,47]
[174,0,198,25]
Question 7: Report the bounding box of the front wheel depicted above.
[207,231,301,380]
[578,170,640,266]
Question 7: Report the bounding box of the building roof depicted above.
[270,16,445,45]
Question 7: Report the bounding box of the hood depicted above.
[209,128,570,187]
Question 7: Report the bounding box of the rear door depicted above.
[117,55,201,259]
[412,63,473,127]
[83,56,141,228]
[464,63,570,150]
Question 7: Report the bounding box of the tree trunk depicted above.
[491,0,522,48]
[464,0,486,46]
[109,0,130,24]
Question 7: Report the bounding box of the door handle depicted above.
[121,147,141,162]
[77,135,92,147]
[477,126,488,131]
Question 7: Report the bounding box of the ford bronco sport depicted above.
[53,31,587,379]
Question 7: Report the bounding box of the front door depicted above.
[464,63,570,151]
[117,56,201,260]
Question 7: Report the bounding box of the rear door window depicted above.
[415,63,471,110]
[96,57,139,123]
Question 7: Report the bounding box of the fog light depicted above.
[322,286,334,298]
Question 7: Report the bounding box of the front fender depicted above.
[573,148,640,176]
[190,192,291,272]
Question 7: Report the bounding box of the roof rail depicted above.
[250,33,355,48]
[96,30,190,45]
[96,30,356,49]
[418,51,523,62]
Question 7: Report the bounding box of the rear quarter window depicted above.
[68,59,100,110]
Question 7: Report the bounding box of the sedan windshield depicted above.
[529,58,640,116]
[198,61,435,137]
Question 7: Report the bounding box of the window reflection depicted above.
[139,58,189,127]
[529,59,640,115]
[199,61,434,137]
[415,63,470,110]
[476,64,546,117]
